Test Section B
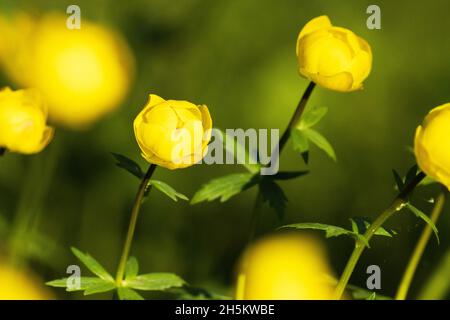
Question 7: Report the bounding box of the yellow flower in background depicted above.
[0,87,54,154]
[414,103,450,190]
[0,263,53,300]
[134,94,212,170]
[236,233,336,300]
[0,13,134,129]
[296,15,372,92]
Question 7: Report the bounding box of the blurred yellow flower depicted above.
[414,103,450,190]
[0,13,134,129]
[134,94,212,169]
[296,15,372,92]
[0,263,53,300]
[0,87,54,154]
[236,233,336,300]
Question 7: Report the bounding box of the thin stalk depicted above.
[333,171,426,300]
[115,164,157,285]
[395,189,447,300]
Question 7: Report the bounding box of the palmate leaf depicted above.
[281,222,354,238]
[117,287,144,300]
[46,277,116,295]
[350,217,397,237]
[298,105,328,129]
[125,257,139,280]
[302,128,336,162]
[124,273,185,291]
[147,180,189,202]
[70,247,114,282]
[405,203,439,243]
[270,171,309,181]
[191,173,259,204]
[260,179,288,220]
[111,153,144,179]
[291,129,309,164]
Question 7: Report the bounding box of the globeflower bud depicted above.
[414,103,450,190]
[0,13,134,129]
[134,94,212,170]
[0,262,53,299]
[296,16,372,92]
[0,87,54,154]
[236,233,335,300]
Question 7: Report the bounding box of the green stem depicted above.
[395,189,447,300]
[115,164,157,285]
[333,171,426,300]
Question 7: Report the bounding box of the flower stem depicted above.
[115,164,157,285]
[395,189,447,300]
[248,81,316,244]
[332,171,426,300]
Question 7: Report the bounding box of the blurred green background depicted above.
[0,0,450,299]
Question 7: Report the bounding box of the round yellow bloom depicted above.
[0,263,53,300]
[0,87,54,154]
[415,103,450,190]
[134,94,212,169]
[0,13,134,129]
[236,233,336,300]
[296,16,372,92]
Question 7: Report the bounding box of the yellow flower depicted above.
[0,87,54,154]
[0,263,53,300]
[414,103,450,190]
[0,13,134,129]
[236,233,335,300]
[134,94,212,170]
[296,15,372,92]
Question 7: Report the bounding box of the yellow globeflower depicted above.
[236,233,335,300]
[134,94,212,170]
[414,103,450,190]
[0,87,54,154]
[296,16,372,92]
[0,13,134,129]
[0,263,53,300]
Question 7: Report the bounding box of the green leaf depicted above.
[302,128,336,161]
[392,169,404,190]
[350,218,397,237]
[260,179,287,220]
[405,165,418,185]
[70,247,114,281]
[298,105,328,129]
[270,171,309,181]
[291,129,309,163]
[419,175,437,186]
[405,204,439,243]
[148,180,189,202]
[366,292,377,300]
[111,153,144,179]
[221,129,261,173]
[125,257,139,280]
[124,273,185,291]
[47,277,115,294]
[281,222,354,238]
[117,287,144,300]
[191,173,259,204]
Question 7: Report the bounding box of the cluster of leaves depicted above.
[191,105,334,219]
[47,248,185,300]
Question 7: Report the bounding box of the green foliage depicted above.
[221,129,261,173]
[191,173,259,204]
[281,218,396,246]
[405,203,439,243]
[47,248,186,299]
[291,105,336,162]
[112,153,144,179]
[147,180,189,202]
[259,179,288,220]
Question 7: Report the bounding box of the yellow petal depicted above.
[296,16,332,56]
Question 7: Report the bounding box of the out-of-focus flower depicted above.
[0,262,53,300]
[415,103,450,190]
[236,233,335,300]
[134,94,212,169]
[0,87,54,154]
[296,15,372,92]
[0,13,134,129]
